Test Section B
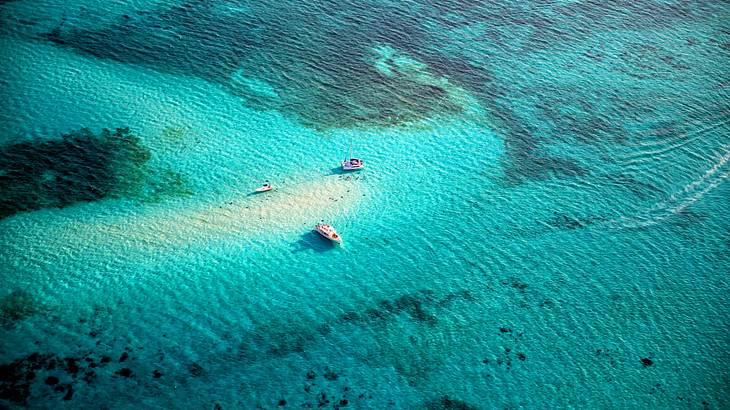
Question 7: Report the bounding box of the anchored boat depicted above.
[341,141,364,171]
[315,223,342,244]
[255,182,273,192]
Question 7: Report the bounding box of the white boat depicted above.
[255,183,273,192]
[315,223,342,244]
[341,141,364,171]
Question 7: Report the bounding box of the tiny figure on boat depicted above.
[255,181,273,192]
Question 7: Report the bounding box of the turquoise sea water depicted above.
[0,0,728,408]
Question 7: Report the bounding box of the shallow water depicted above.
[1,0,728,408]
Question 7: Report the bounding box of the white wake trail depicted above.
[610,146,730,229]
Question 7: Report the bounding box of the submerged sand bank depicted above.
[0,175,363,261]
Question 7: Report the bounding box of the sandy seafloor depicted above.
[0,0,728,408]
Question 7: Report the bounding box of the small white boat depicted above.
[255,183,273,192]
[341,141,364,171]
[342,158,364,171]
[315,223,342,244]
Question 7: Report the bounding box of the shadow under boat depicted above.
[329,166,346,175]
[291,230,337,253]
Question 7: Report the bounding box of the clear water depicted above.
[0,0,728,408]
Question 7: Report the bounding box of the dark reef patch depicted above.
[64,358,80,376]
[436,290,477,307]
[81,370,96,384]
[481,90,589,185]
[0,345,151,405]
[544,213,605,231]
[0,353,61,404]
[296,367,372,409]
[535,96,627,145]
[648,383,665,395]
[0,127,194,219]
[39,0,723,185]
[61,384,73,400]
[501,278,529,293]
[0,358,32,404]
[604,173,663,199]
[114,368,133,378]
[641,357,654,367]
[189,362,204,377]
[264,330,315,357]
[238,289,477,365]
[353,289,476,328]
[323,367,339,381]
[39,0,613,183]
[616,43,690,79]
[425,395,481,410]
[44,1,463,131]
[0,128,149,219]
[410,49,582,185]
[0,289,49,329]
[480,327,526,373]
[596,348,617,368]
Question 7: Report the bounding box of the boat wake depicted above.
[609,145,730,229]
[621,118,729,167]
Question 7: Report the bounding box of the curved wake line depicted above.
[671,147,730,200]
[609,146,730,229]
[621,118,730,166]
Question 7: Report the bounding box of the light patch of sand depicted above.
[2,176,362,260]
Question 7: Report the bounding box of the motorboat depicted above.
[315,223,342,244]
[255,182,273,192]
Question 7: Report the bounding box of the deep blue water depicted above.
[0,0,729,408]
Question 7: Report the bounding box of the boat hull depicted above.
[341,160,364,171]
[315,224,342,243]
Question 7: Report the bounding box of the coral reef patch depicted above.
[0,127,192,220]
[0,128,148,219]
[425,395,481,410]
[0,290,48,329]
